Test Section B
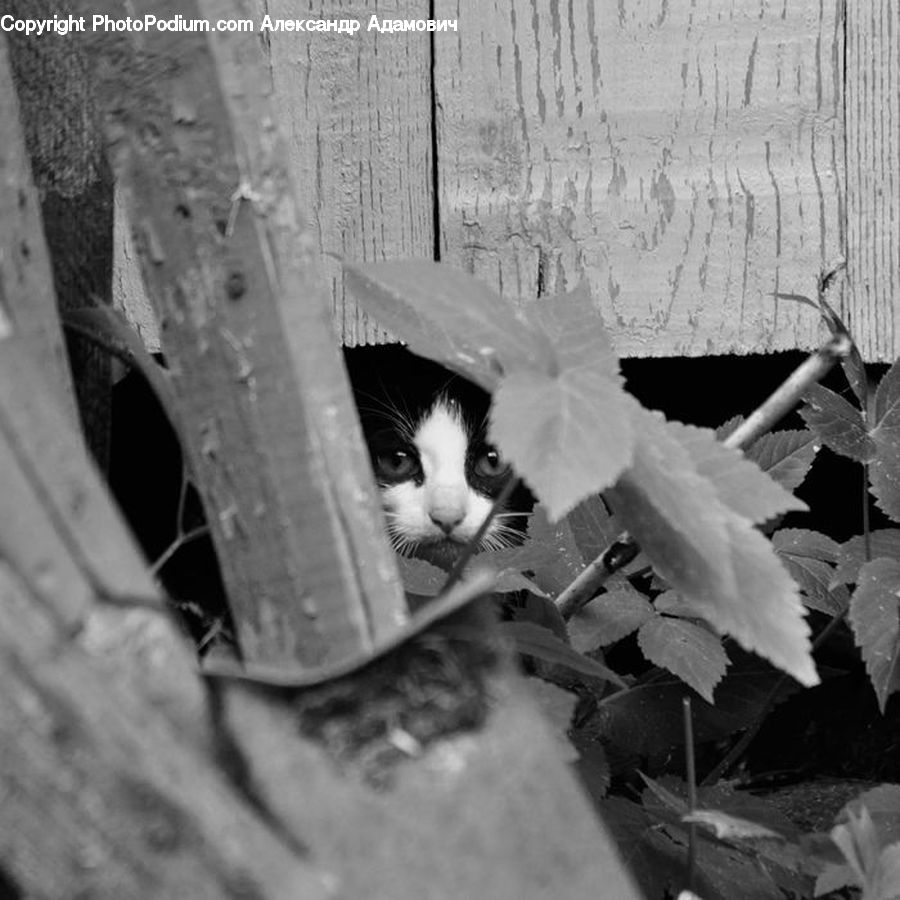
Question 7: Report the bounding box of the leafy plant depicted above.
[346,259,900,899]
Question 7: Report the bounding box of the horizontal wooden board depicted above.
[435,0,844,358]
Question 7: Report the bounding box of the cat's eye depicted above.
[375,448,419,480]
[474,448,510,478]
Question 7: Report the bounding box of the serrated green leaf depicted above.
[800,384,875,462]
[849,558,900,713]
[343,260,554,390]
[772,528,848,615]
[667,421,807,523]
[833,531,900,586]
[637,616,728,703]
[874,359,900,427]
[490,363,633,521]
[744,429,821,493]
[599,654,802,756]
[479,505,584,598]
[497,621,626,687]
[831,807,882,888]
[869,361,900,524]
[567,494,618,564]
[654,590,705,619]
[843,785,900,847]
[607,408,817,686]
[569,587,655,652]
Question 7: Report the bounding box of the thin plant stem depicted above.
[442,475,520,595]
[554,331,852,619]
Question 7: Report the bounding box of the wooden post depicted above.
[73,0,407,668]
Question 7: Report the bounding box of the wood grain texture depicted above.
[0,339,158,623]
[435,0,843,357]
[0,565,332,900]
[846,0,899,362]
[77,0,407,667]
[0,35,79,423]
[264,0,434,345]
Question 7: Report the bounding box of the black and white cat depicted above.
[345,346,534,567]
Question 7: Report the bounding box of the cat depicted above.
[345,345,535,568]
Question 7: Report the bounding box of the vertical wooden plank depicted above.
[846,0,898,362]
[263,0,433,346]
[0,34,79,426]
[4,0,115,464]
[435,0,843,358]
[76,0,407,668]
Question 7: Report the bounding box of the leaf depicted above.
[685,810,783,842]
[598,653,801,757]
[518,506,589,596]
[490,288,634,519]
[607,408,817,687]
[666,421,807,523]
[870,361,900,523]
[510,592,569,643]
[395,556,445,596]
[833,531,900,586]
[637,616,728,703]
[772,528,849,615]
[493,568,548,597]
[800,384,875,462]
[496,621,626,687]
[743,429,821,493]
[569,586,655,652]
[842,785,900,847]
[849,559,900,712]
[343,260,555,390]
[830,807,882,891]
[567,494,618,564]
[654,590,708,620]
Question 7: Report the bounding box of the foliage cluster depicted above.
[346,260,900,900]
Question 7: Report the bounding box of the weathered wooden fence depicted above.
[256,0,879,359]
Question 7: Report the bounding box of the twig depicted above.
[554,330,852,620]
[721,332,852,452]
[149,526,211,577]
[683,697,698,894]
[555,536,639,618]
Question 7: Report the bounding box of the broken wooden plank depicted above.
[435,0,843,358]
[74,0,407,667]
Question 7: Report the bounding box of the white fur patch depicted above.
[381,400,493,557]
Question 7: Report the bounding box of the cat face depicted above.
[346,346,533,567]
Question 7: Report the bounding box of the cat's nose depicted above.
[429,507,464,534]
